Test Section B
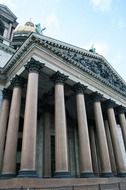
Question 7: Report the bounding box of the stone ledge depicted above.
[0,177,126,189]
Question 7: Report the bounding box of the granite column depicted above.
[73,82,94,177]
[93,92,112,177]
[19,58,44,177]
[51,71,70,177]
[0,89,11,172]
[2,76,24,177]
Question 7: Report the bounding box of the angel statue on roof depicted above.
[35,23,46,34]
[89,44,96,53]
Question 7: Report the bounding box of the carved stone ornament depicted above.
[73,82,87,94]
[32,38,126,96]
[105,99,116,108]
[90,91,103,102]
[51,71,68,84]
[25,57,44,73]
[2,88,11,100]
[11,75,25,88]
[116,105,126,114]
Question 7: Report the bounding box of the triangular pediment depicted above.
[3,33,126,97]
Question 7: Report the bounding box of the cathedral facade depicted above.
[0,4,126,190]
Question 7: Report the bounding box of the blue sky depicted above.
[1,0,126,81]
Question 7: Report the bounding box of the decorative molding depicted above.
[51,71,68,84]
[104,99,116,108]
[116,105,126,114]
[73,82,87,94]
[0,43,15,55]
[25,57,44,73]
[2,88,11,99]
[11,75,25,88]
[91,91,103,102]
[2,33,126,97]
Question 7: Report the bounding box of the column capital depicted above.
[104,99,116,108]
[91,91,103,102]
[116,105,126,114]
[51,71,68,84]
[11,75,25,88]
[73,82,87,94]
[2,88,11,100]
[25,58,44,73]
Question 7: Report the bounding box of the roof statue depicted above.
[89,44,96,53]
[35,23,46,34]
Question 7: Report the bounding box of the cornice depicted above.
[0,42,15,55]
[2,33,126,97]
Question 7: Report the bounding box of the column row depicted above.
[0,58,126,178]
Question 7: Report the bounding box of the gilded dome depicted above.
[15,21,35,33]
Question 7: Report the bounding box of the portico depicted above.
[0,25,126,189]
[0,51,126,179]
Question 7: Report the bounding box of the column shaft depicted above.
[44,112,51,177]
[107,107,126,176]
[119,113,126,149]
[0,97,10,171]
[20,72,38,176]
[94,101,112,176]
[89,126,100,176]
[55,83,69,177]
[104,120,117,175]
[76,93,93,177]
[2,87,22,176]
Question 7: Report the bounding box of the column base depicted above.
[117,172,126,177]
[18,170,37,178]
[80,172,95,178]
[54,171,71,178]
[101,172,113,177]
[0,173,16,179]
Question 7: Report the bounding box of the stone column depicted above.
[2,76,24,177]
[19,58,44,177]
[104,120,117,175]
[73,82,94,177]
[89,125,100,176]
[51,71,70,177]
[43,109,51,178]
[92,92,112,177]
[106,100,126,177]
[0,89,11,172]
[117,106,126,150]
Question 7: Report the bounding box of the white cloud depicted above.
[89,0,112,12]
